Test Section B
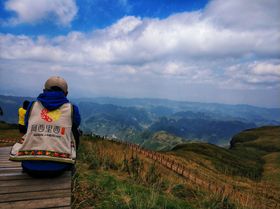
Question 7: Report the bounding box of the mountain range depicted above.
[1,95,279,146]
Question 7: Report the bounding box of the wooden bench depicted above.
[0,146,72,209]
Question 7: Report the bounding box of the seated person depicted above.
[10,76,81,177]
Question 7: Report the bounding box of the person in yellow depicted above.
[18,100,30,134]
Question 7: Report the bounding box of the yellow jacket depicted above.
[18,107,26,125]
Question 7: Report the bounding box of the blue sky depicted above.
[0,0,209,35]
[0,0,280,107]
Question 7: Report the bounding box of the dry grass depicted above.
[74,137,240,209]
[262,152,280,184]
[0,128,21,147]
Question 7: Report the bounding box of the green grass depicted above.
[73,136,238,209]
[73,171,194,209]
[0,121,21,146]
[0,121,18,130]
[171,126,280,182]
[73,138,196,209]
[230,126,280,152]
[142,131,184,151]
[171,142,263,180]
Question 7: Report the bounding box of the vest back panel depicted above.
[10,101,76,164]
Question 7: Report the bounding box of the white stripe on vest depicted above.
[10,101,76,164]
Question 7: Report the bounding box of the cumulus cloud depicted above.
[0,0,280,106]
[204,0,280,31]
[251,63,280,76]
[4,0,77,26]
[223,61,280,89]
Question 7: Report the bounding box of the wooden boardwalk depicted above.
[0,146,72,209]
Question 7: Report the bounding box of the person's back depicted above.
[18,100,30,134]
[10,76,81,177]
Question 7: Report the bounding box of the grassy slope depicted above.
[171,142,263,180]
[2,122,279,208]
[230,126,280,184]
[167,126,280,208]
[141,131,185,151]
[73,137,236,209]
[0,121,21,147]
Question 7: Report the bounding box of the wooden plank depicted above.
[0,172,32,181]
[0,152,11,156]
[0,147,72,208]
[0,159,11,162]
[0,166,20,169]
[0,161,20,165]
[0,189,70,203]
[0,167,23,174]
[0,175,70,187]
[0,154,10,156]
[0,197,71,209]
[0,160,17,163]
[0,181,71,194]
[0,155,10,158]
[0,165,19,168]
[0,170,70,180]
[0,147,11,150]
[0,156,10,159]
[0,162,21,167]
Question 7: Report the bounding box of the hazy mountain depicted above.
[74,97,280,126]
[149,117,256,145]
[1,95,279,146]
[0,95,34,123]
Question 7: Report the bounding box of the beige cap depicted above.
[44,76,68,94]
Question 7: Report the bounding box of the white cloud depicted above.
[4,0,77,26]
[251,63,280,76]
[204,0,280,31]
[223,61,280,89]
[0,0,280,106]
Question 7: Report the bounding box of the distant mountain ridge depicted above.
[1,94,279,146]
[74,97,280,125]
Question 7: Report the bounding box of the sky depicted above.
[0,0,280,108]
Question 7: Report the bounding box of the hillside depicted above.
[230,126,280,152]
[74,136,237,209]
[170,126,280,180]
[230,126,280,184]
[0,121,20,147]
[1,123,279,208]
[73,126,280,209]
[141,131,185,151]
